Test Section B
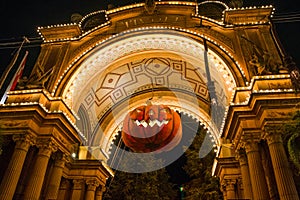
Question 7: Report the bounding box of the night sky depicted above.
[0,0,299,75]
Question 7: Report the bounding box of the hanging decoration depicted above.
[121,104,182,153]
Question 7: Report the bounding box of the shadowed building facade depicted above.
[0,1,299,199]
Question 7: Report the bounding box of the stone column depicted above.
[260,141,279,199]
[0,134,34,200]
[245,141,269,200]
[85,179,100,200]
[225,179,236,199]
[95,186,106,200]
[57,178,71,200]
[237,149,253,200]
[221,184,228,200]
[71,179,85,200]
[266,132,299,200]
[45,152,67,200]
[23,140,57,200]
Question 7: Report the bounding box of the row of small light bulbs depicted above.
[175,107,219,147]
[37,22,111,43]
[64,58,235,121]
[52,26,243,97]
[37,3,273,100]
[37,1,274,42]
[1,89,87,142]
[218,74,292,136]
[60,37,232,99]
[222,5,275,26]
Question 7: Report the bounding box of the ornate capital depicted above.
[96,185,106,194]
[52,152,68,168]
[237,148,248,166]
[265,131,283,145]
[60,178,71,190]
[13,134,35,151]
[222,179,236,191]
[86,179,100,191]
[240,133,261,154]
[37,139,58,157]
[244,141,259,154]
[73,179,84,190]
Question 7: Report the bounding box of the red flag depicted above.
[9,51,28,91]
[0,51,28,104]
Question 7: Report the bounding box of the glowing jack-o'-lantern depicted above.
[121,104,182,153]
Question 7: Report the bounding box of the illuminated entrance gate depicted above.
[0,1,299,199]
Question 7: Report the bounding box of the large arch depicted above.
[57,30,239,157]
[2,1,299,199]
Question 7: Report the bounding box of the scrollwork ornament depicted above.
[52,152,68,167]
[86,179,100,191]
[73,179,84,190]
[237,148,248,166]
[265,131,283,145]
[244,141,259,153]
[12,134,35,150]
[37,139,58,157]
[60,178,71,189]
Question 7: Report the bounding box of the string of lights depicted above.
[0,11,299,50]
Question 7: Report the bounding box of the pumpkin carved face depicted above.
[121,104,182,153]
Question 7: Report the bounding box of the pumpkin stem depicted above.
[146,99,152,105]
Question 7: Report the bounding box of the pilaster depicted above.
[71,179,85,200]
[85,179,100,200]
[224,179,237,199]
[57,178,71,200]
[95,186,106,200]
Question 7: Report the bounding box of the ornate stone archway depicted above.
[0,1,299,199]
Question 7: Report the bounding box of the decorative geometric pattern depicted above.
[144,58,170,75]
[85,93,94,106]
[155,77,165,85]
[112,89,124,101]
[82,57,213,122]
[63,33,236,111]
[102,73,120,88]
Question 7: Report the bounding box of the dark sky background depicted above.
[0,0,299,78]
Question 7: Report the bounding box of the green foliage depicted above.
[282,110,300,173]
[103,153,177,200]
[182,128,223,200]
[281,110,300,195]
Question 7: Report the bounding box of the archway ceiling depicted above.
[62,31,237,145]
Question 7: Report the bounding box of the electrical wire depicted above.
[0,38,42,50]
[273,12,300,23]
